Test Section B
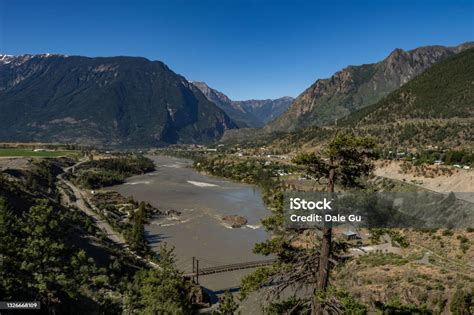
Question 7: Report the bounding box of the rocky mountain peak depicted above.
[385,48,410,63]
[452,41,474,53]
[190,81,234,107]
[267,42,473,131]
[191,81,294,127]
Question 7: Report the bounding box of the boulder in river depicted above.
[165,209,181,216]
[222,215,248,228]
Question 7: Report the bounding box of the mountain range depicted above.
[191,81,293,128]
[0,54,237,147]
[342,47,474,147]
[266,42,474,132]
[243,46,473,151]
[0,42,472,148]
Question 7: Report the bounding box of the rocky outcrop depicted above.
[222,215,248,228]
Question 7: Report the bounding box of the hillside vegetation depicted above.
[341,48,474,148]
[0,55,237,147]
[0,157,196,313]
[228,48,474,151]
[344,48,474,124]
[267,42,473,132]
[72,155,155,189]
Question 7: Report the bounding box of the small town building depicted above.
[342,230,360,241]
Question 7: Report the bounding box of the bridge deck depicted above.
[184,259,276,277]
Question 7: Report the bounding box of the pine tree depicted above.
[124,244,192,314]
[0,198,23,298]
[240,133,376,314]
[215,290,239,314]
[293,133,376,314]
[129,201,147,254]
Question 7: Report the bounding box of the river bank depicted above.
[110,155,272,291]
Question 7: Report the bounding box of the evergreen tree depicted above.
[294,134,375,314]
[0,198,23,299]
[293,133,375,314]
[20,200,78,310]
[125,244,192,314]
[215,290,239,315]
[240,133,375,314]
[129,201,147,254]
[158,242,177,270]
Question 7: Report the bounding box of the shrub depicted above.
[442,229,454,236]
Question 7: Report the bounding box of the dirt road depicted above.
[57,164,161,269]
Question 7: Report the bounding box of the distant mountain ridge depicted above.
[0,54,237,147]
[249,48,474,151]
[191,81,293,127]
[340,47,474,147]
[235,96,295,125]
[266,42,474,132]
[343,48,474,125]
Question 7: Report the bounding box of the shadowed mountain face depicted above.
[192,81,293,128]
[0,54,237,147]
[266,42,474,132]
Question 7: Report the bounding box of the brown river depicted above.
[110,155,271,293]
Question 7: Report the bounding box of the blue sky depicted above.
[0,0,472,100]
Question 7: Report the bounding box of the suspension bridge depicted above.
[184,257,277,284]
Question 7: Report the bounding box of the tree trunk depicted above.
[314,168,335,315]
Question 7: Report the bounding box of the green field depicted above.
[0,148,78,157]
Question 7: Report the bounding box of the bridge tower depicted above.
[192,257,200,284]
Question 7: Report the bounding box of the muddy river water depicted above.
[111,155,271,292]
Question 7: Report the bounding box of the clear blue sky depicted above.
[0,0,472,100]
